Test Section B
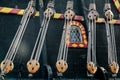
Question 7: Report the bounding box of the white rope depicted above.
[91,19,94,63]
[4,9,28,60]
[12,13,31,61]
[36,14,51,61]
[64,19,71,61]
[30,20,43,60]
[57,19,67,60]
[62,20,69,61]
[5,2,33,61]
[57,29,65,60]
[57,17,73,61]
[94,20,97,64]
[87,20,92,63]
[87,19,97,64]
[92,20,97,64]
[57,19,69,61]
[105,15,118,65]
[110,24,117,62]
[33,16,48,60]
[105,20,113,64]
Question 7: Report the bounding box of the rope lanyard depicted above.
[56,0,75,74]
[27,0,55,74]
[87,1,99,76]
[104,3,119,76]
[0,0,36,77]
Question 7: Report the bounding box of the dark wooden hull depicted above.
[0,0,120,79]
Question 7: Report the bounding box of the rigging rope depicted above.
[104,3,119,76]
[27,0,55,74]
[87,3,99,76]
[56,0,75,73]
[0,0,35,77]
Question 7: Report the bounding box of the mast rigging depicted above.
[87,0,99,76]
[104,1,119,77]
[56,0,75,74]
